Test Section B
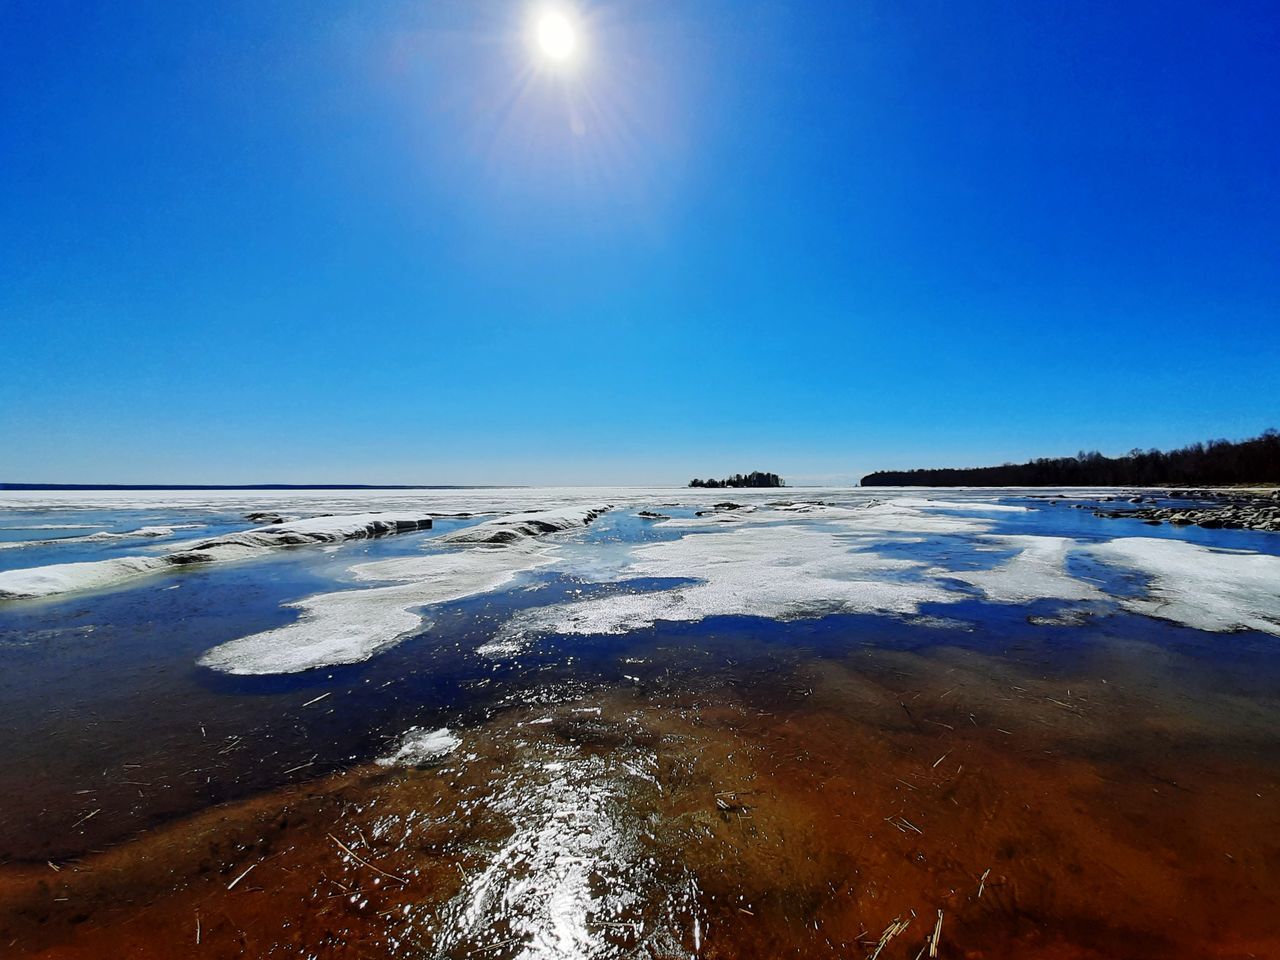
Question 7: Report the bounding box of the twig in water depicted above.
[932,752,950,769]
[884,816,923,835]
[327,833,408,885]
[321,872,351,894]
[71,809,100,829]
[302,692,331,708]
[226,863,256,890]
[195,912,201,945]
[466,936,525,955]
[869,916,911,960]
[929,910,943,957]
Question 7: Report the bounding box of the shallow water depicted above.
[0,487,1277,958]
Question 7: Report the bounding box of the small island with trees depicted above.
[861,429,1279,487]
[689,471,785,489]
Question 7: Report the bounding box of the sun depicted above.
[534,8,579,66]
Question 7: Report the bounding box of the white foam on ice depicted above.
[375,727,462,767]
[948,536,1103,603]
[1088,537,1280,636]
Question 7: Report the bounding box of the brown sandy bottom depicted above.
[3,639,1279,960]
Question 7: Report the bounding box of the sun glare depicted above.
[535,9,579,66]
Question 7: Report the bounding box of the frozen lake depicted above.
[1,487,1278,958]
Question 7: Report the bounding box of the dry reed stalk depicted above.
[868,916,911,960]
[226,863,256,890]
[327,832,408,885]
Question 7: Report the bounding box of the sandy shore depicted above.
[4,638,1277,959]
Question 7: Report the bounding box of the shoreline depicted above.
[4,640,1278,959]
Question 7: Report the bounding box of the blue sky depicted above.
[3,1,1278,485]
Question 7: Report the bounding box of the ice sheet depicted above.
[197,544,555,674]
[0,556,169,601]
[949,536,1103,603]
[0,512,435,600]
[0,524,200,551]
[493,522,958,644]
[437,504,611,545]
[1089,537,1280,636]
[197,504,616,674]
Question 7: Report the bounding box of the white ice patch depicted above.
[493,522,959,645]
[0,523,100,530]
[197,504,615,674]
[650,499,999,537]
[167,512,435,560]
[0,524,199,551]
[889,497,1030,513]
[948,536,1103,603]
[86,524,197,540]
[197,544,555,674]
[833,500,1000,535]
[0,512,435,601]
[0,556,169,601]
[1089,537,1280,636]
[437,504,610,546]
[375,727,461,767]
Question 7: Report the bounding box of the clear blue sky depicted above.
[3,1,1278,485]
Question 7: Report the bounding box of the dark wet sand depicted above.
[3,638,1278,959]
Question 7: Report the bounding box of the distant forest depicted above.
[689,471,785,489]
[861,430,1280,487]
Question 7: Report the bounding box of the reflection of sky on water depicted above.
[430,739,698,959]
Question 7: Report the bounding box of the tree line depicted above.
[689,471,785,488]
[861,429,1280,487]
